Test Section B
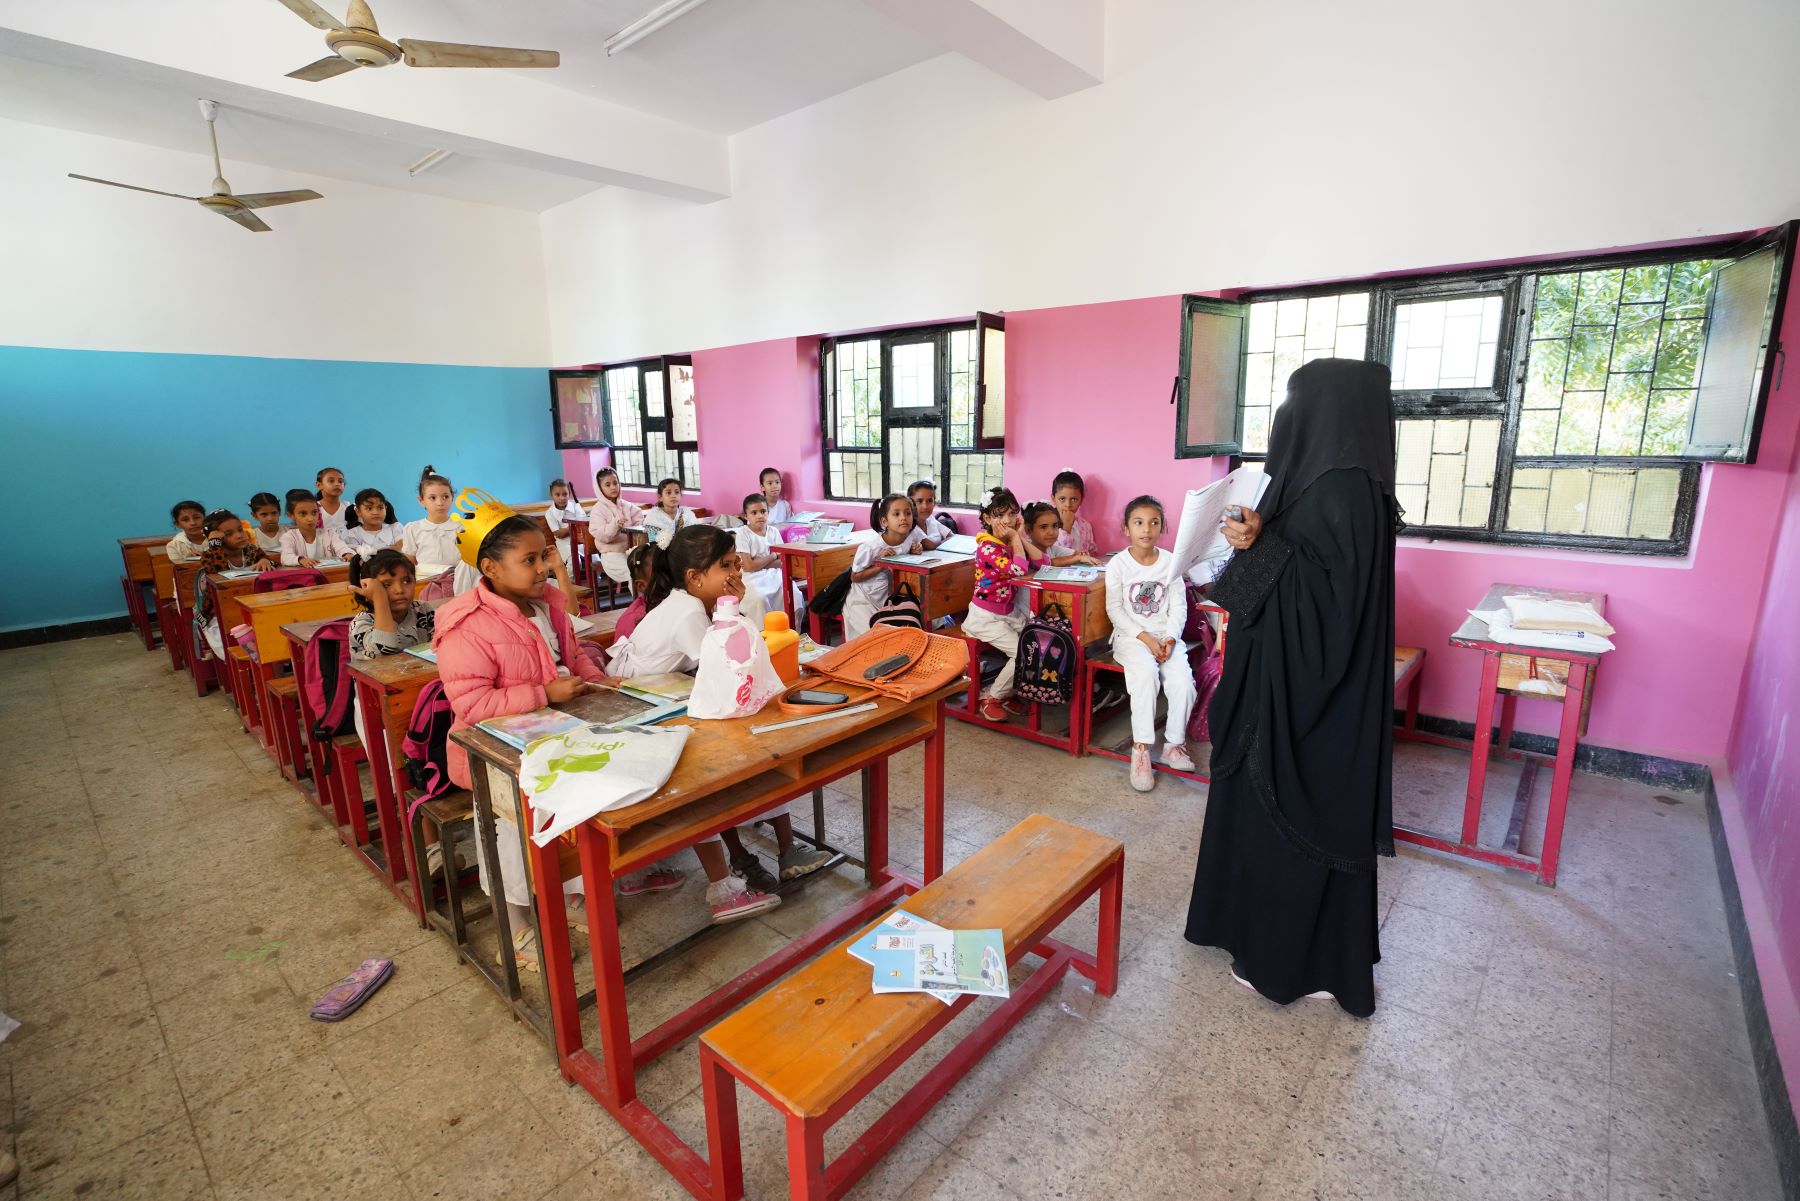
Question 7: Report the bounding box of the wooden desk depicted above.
[452,681,960,1195]
[148,549,186,671]
[884,554,975,627]
[119,535,166,650]
[950,572,1111,755]
[349,611,624,925]
[772,541,857,643]
[280,619,344,825]
[1394,583,1606,887]
[208,564,350,640]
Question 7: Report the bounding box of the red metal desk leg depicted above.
[1537,661,1587,887]
[1462,651,1502,845]
[922,721,944,883]
[786,1113,829,1201]
[1496,693,1518,756]
[574,823,633,1102]
[779,554,797,623]
[702,1046,745,1201]
[1095,852,1123,996]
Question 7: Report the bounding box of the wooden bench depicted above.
[699,814,1124,1201]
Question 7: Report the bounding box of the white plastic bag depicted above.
[689,595,783,719]
[521,724,690,845]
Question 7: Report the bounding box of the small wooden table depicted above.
[1394,583,1606,887]
[884,553,975,627]
[118,535,166,651]
[772,541,857,643]
[450,681,959,1196]
[951,571,1113,755]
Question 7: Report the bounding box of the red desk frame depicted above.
[1393,585,1605,887]
[453,685,957,1201]
[947,574,1107,755]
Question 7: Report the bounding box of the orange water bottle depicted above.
[761,610,800,683]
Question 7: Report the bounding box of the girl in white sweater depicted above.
[1104,495,1197,791]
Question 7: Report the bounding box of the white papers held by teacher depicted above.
[1165,465,1269,583]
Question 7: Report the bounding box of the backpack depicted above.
[870,579,925,631]
[1186,617,1224,745]
[302,618,357,741]
[807,568,853,619]
[253,568,327,593]
[402,680,457,810]
[1014,601,1077,706]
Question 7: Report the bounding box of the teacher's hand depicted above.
[1222,508,1263,552]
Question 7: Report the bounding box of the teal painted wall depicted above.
[0,346,557,632]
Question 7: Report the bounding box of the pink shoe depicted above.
[618,862,685,897]
[708,877,781,924]
[1129,745,1154,792]
[1162,743,1196,772]
[979,698,1010,722]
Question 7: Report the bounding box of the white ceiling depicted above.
[340,0,944,135]
[0,0,1103,212]
[0,54,599,211]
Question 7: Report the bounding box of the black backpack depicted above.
[871,580,925,631]
[808,568,854,618]
[1015,602,1077,706]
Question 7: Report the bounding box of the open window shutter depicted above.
[975,312,1006,450]
[1684,221,1795,464]
[1176,298,1249,458]
[547,369,608,449]
[663,354,698,450]
[820,338,840,450]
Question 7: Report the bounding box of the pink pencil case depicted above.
[309,958,394,1021]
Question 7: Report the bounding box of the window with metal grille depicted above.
[547,357,701,490]
[820,316,1006,504]
[1174,223,1794,555]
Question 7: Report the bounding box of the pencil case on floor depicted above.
[309,958,394,1022]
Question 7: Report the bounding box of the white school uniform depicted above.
[403,518,462,570]
[277,527,349,565]
[918,512,957,544]
[252,527,284,555]
[341,522,405,557]
[1104,547,1194,747]
[605,589,709,678]
[841,527,925,640]
[317,500,351,532]
[766,498,793,524]
[641,506,697,545]
[544,499,588,552]
[165,533,207,563]
[734,525,787,615]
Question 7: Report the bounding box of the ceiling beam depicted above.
[862,0,1102,99]
[0,13,730,202]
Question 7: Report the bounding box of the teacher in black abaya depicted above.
[1184,358,1402,1018]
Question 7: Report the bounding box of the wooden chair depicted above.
[700,814,1123,1201]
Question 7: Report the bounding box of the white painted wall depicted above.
[542,0,1800,363]
[0,115,549,367]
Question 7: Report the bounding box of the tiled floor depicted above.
[0,633,1784,1200]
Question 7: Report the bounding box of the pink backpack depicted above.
[1186,618,1223,745]
[253,568,327,593]
[402,680,457,813]
[301,618,357,741]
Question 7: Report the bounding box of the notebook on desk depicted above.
[935,533,978,556]
[805,521,854,544]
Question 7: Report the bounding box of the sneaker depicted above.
[778,845,833,881]
[507,926,540,974]
[708,876,781,924]
[730,855,782,897]
[1129,744,1154,792]
[979,697,1010,722]
[1001,697,1027,716]
[618,862,686,896]
[1162,742,1196,772]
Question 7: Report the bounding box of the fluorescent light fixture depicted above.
[604,0,714,55]
[407,149,452,176]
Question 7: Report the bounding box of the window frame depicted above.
[548,357,701,490]
[1214,237,1788,557]
[819,320,1006,504]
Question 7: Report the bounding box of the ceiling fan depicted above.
[276,0,561,82]
[68,100,322,233]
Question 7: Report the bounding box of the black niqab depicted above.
[1259,358,1397,522]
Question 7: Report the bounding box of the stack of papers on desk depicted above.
[1469,607,1615,654]
[1034,564,1101,583]
[849,910,1009,1003]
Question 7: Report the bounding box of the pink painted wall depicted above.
[1727,319,1800,1114]
[551,262,1800,765]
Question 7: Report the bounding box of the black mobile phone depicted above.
[864,653,911,679]
[790,689,848,706]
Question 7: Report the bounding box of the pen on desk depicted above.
[750,703,879,735]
